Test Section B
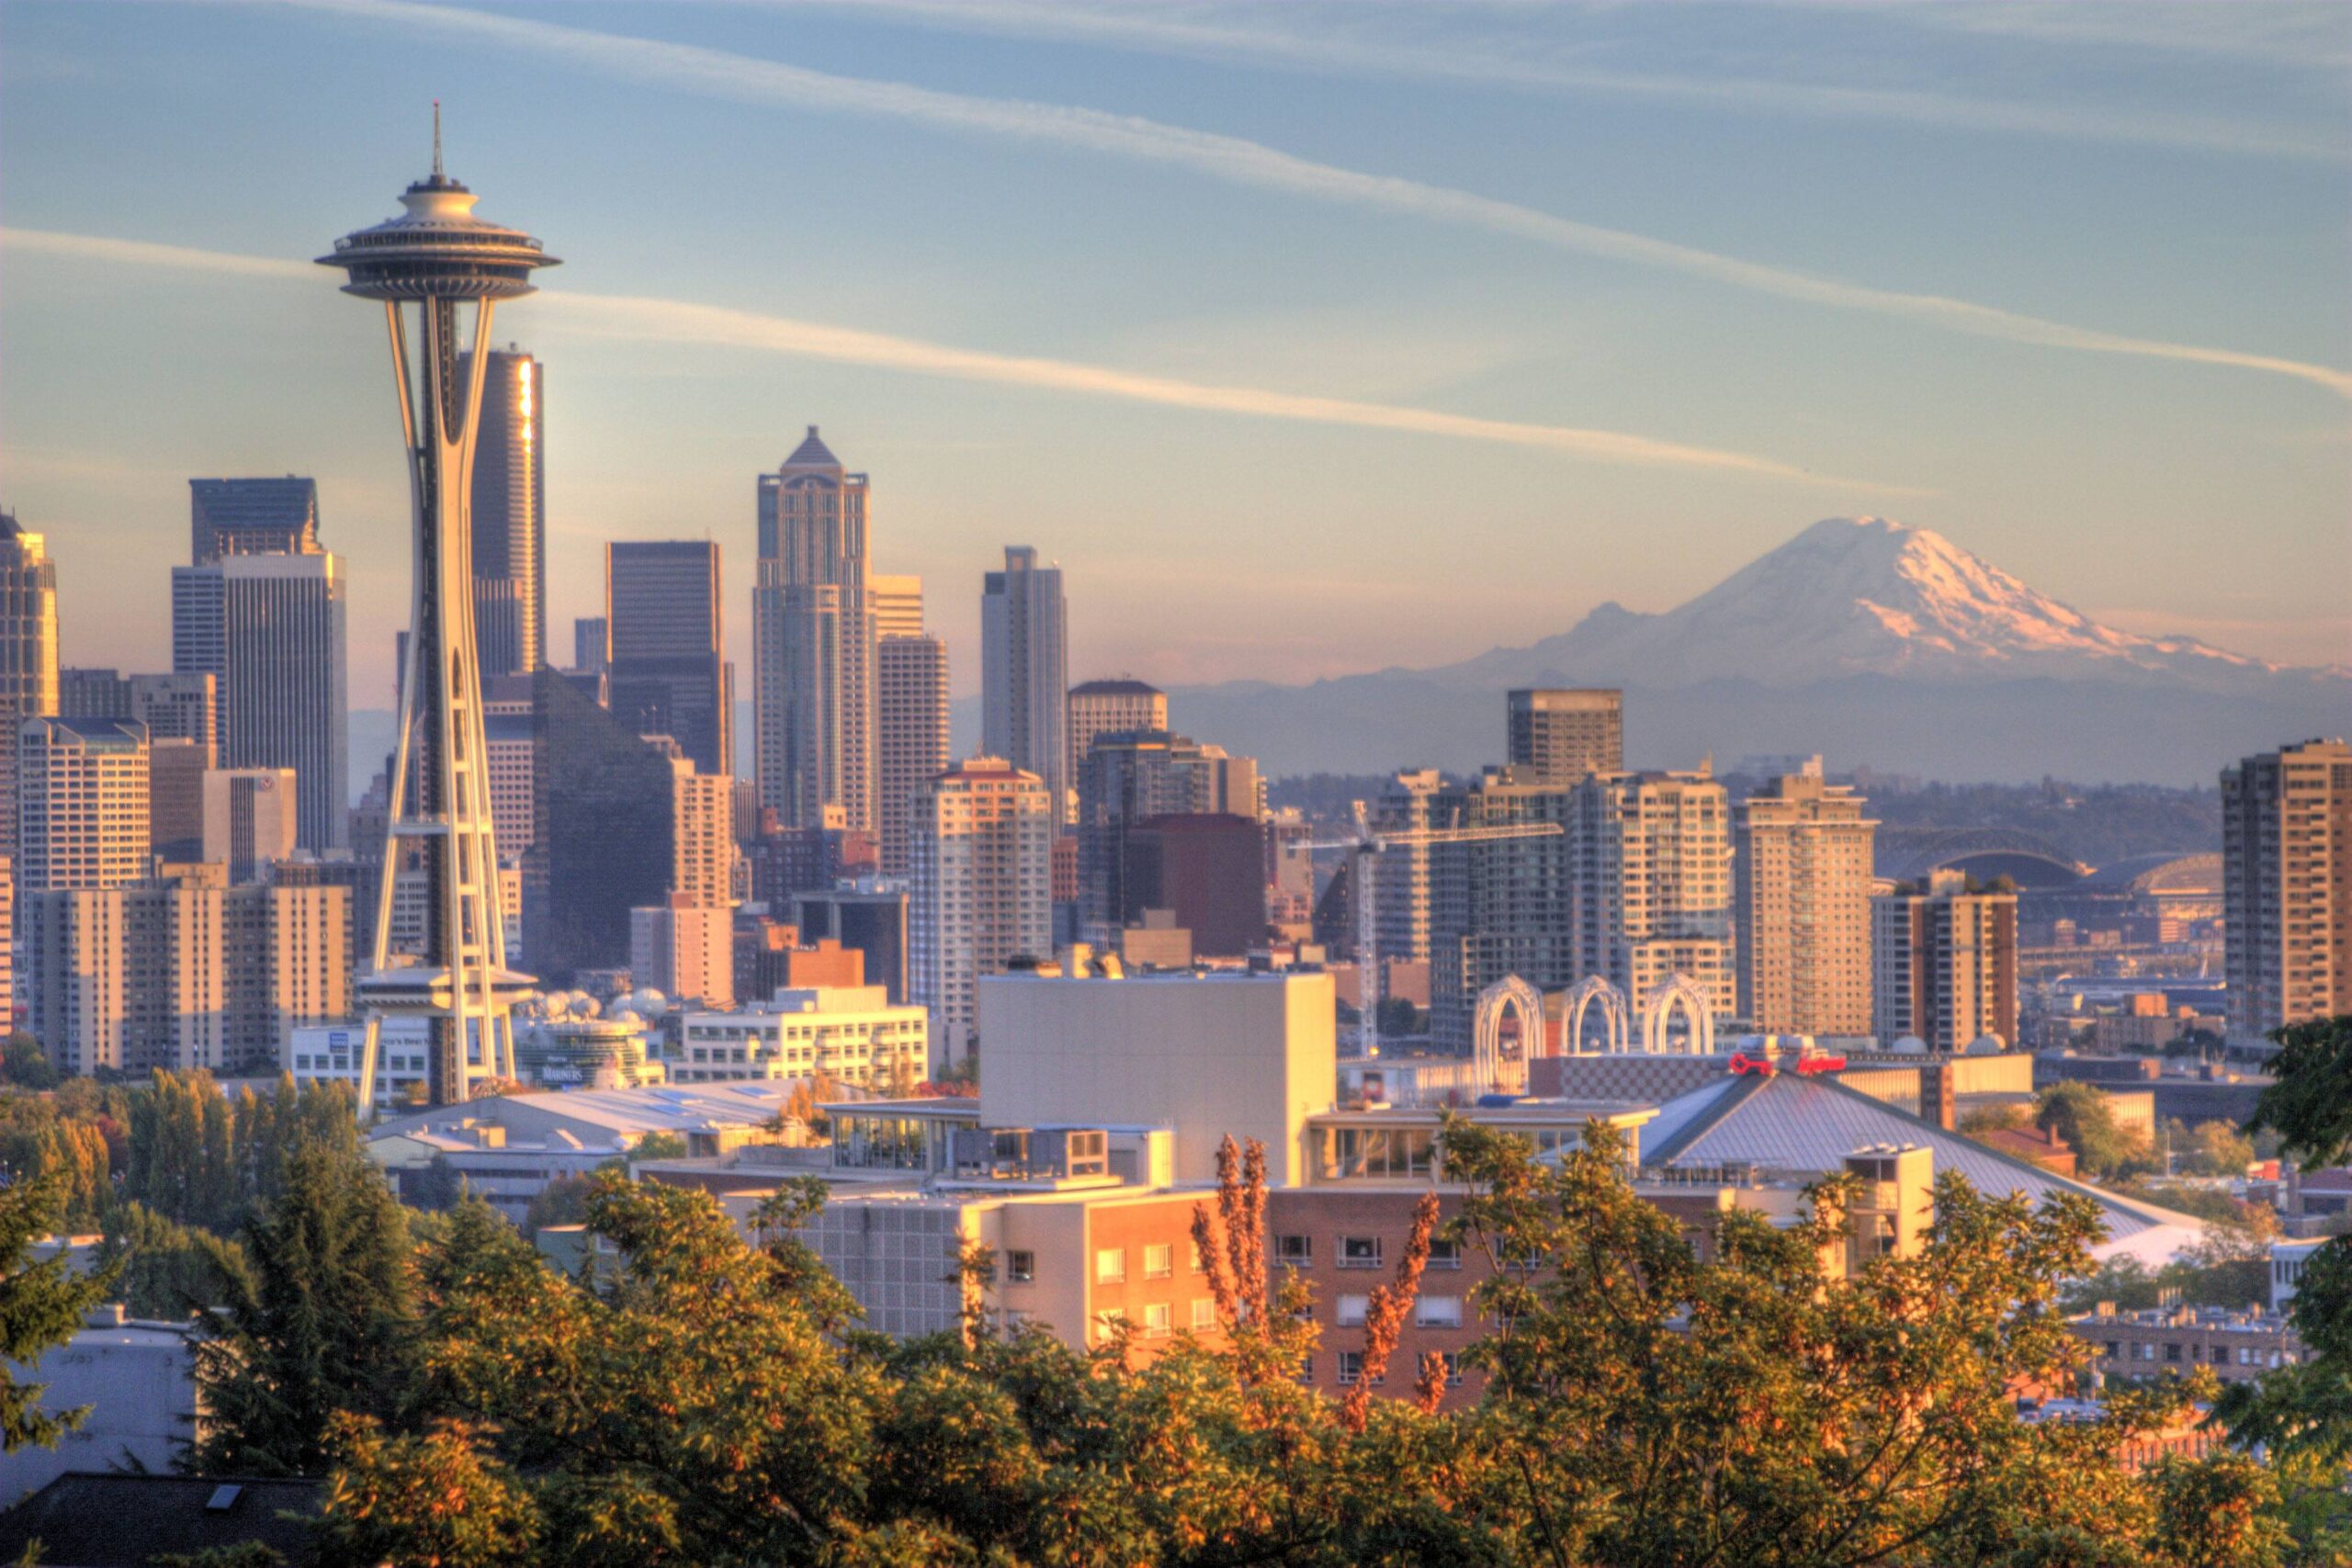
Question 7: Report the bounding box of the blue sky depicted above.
[2,1,2346,714]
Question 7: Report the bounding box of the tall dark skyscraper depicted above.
[0,512,60,874]
[1507,688,1623,784]
[755,427,874,831]
[606,539,730,777]
[189,477,320,563]
[982,546,1069,824]
[468,346,545,676]
[172,552,348,851]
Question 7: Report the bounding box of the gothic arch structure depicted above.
[1640,975,1715,1055]
[1562,976,1630,1055]
[1472,975,1544,1098]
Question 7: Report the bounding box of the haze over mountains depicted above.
[1166,518,2351,786]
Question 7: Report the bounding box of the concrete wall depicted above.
[978,971,1336,1186]
[1,1312,198,1505]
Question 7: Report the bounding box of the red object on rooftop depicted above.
[1728,1053,1775,1077]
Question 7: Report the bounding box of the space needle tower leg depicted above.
[322,111,556,1113]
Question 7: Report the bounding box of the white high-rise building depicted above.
[756,427,875,832]
[1734,768,1876,1036]
[982,547,1069,825]
[1567,767,1736,1018]
[910,758,1052,1070]
[171,551,348,852]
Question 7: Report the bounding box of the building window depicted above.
[1426,1236,1461,1270]
[1144,1243,1174,1280]
[1143,1302,1172,1338]
[2165,1343,2182,1363]
[1092,1310,1127,1344]
[1095,1247,1125,1285]
[1337,1293,1371,1328]
[1416,1295,1464,1330]
[1338,1235,1383,1269]
[2104,1341,2120,1359]
[1439,1351,1464,1386]
[1275,1234,1312,1267]
[1296,1355,1315,1385]
[1006,1250,1035,1283]
[1337,1349,1379,1386]
[1191,1298,1217,1332]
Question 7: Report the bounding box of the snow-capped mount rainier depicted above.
[1165,517,2349,785]
[1466,516,2285,691]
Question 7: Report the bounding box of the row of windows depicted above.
[1306,1350,1465,1388]
[1086,1242,1195,1284]
[1277,1234,1463,1270]
[1093,1299,1220,1340]
[2101,1339,2296,1368]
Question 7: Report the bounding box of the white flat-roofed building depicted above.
[672,985,927,1089]
[978,967,1336,1187]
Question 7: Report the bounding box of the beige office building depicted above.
[875,634,950,877]
[630,893,735,1010]
[1067,680,1167,770]
[17,717,150,896]
[669,756,740,910]
[202,767,300,882]
[25,866,349,1077]
[1735,769,1875,1035]
[2223,738,2351,1042]
[1507,688,1623,784]
[1871,871,2018,1052]
[869,573,924,641]
[910,759,1053,1068]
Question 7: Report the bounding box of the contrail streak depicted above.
[2,226,1919,490]
[270,0,2352,400]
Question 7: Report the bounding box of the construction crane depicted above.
[1303,801,1563,1059]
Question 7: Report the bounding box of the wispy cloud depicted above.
[763,0,2349,164]
[1881,4,2352,73]
[269,0,2352,400]
[1,225,1908,490]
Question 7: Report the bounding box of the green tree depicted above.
[629,1131,688,1163]
[2179,1118,2258,1178]
[0,1174,118,1453]
[1439,1114,2277,1567]
[191,1142,421,1476]
[2222,1015,2352,1479]
[522,1174,594,1237]
[2036,1079,2154,1179]
[98,1201,250,1320]
[0,1036,59,1091]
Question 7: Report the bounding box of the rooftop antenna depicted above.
[432,100,444,181]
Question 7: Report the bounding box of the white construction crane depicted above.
[1304,801,1563,1059]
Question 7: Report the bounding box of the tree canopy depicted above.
[282,1118,2287,1567]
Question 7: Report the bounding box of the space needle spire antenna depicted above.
[318,119,559,1114]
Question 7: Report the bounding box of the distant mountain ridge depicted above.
[1164,517,2348,785]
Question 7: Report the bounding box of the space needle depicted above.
[318,111,556,1111]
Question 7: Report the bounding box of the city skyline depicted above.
[1,1,2346,727]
